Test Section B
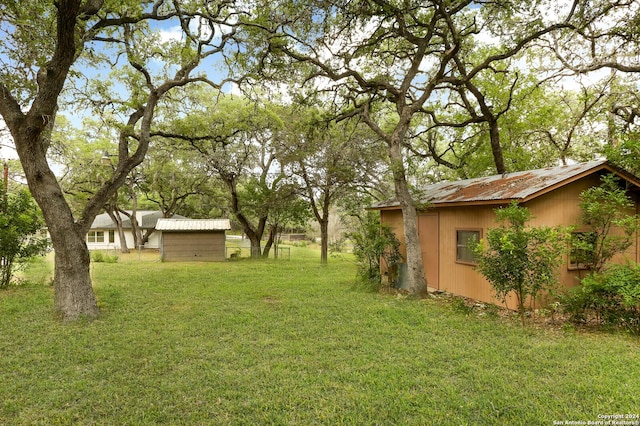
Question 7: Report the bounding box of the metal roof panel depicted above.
[371,160,620,209]
[156,218,231,231]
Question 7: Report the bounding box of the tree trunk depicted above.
[248,235,262,258]
[50,225,98,321]
[107,209,129,253]
[225,177,266,258]
[15,128,99,320]
[262,226,275,258]
[487,118,507,174]
[319,218,329,265]
[388,141,428,296]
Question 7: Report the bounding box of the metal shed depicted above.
[156,218,231,262]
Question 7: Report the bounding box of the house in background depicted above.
[156,218,231,262]
[370,160,640,309]
[87,210,185,251]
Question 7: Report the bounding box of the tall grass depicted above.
[0,246,638,425]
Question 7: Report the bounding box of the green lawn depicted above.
[1,247,639,425]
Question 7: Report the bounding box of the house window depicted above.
[456,229,480,264]
[87,231,105,243]
[569,231,597,270]
[109,230,115,243]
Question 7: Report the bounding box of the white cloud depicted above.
[159,25,184,43]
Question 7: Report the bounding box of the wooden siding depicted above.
[436,204,498,304]
[418,213,440,291]
[380,209,406,258]
[161,231,226,262]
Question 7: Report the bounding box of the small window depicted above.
[109,230,115,243]
[456,229,480,264]
[569,231,597,270]
[87,231,105,243]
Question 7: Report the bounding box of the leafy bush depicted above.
[561,174,640,334]
[572,174,639,273]
[328,239,345,253]
[561,263,640,334]
[0,189,51,288]
[472,202,569,326]
[90,251,118,264]
[346,211,402,289]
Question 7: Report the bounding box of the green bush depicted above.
[572,174,639,273]
[346,211,402,289]
[0,189,50,288]
[90,251,118,264]
[562,263,640,334]
[471,202,569,326]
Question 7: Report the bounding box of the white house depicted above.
[87,210,185,251]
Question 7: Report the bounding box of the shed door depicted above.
[418,213,439,290]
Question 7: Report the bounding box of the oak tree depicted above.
[0,0,240,320]
[244,0,579,295]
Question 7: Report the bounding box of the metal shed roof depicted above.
[90,210,187,230]
[371,160,640,209]
[155,218,231,231]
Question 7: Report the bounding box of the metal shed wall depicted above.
[161,231,226,262]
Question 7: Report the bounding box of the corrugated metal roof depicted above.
[90,211,186,230]
[371,160,640,209]
[156,218,231,231]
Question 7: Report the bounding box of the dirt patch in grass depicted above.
[380,286,600,334]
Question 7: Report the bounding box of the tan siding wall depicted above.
[418,213,440,290]
[380,210,407,259]
[161,232,226,262]
[437,205,499,305]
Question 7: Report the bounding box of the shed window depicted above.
[569,231,597,270]
[87,231,105,243]
[456,230,480,264]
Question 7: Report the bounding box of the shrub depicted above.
[346,211,402,288]
[90,251,118,263]
[561,174,640,334]
[561,263,640,334]
[328,239,345,254]
[472,202,569,326]
[572,174,639,273]
[0,189,51,288]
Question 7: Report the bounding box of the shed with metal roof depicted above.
[156,218,231,262]
[370,160,640,309]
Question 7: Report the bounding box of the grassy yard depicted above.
[1,247,639,425]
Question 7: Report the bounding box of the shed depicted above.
[370,160,640,309]
[156,218,231,262]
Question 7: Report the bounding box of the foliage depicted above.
[90,251,119,264]
[472,202,569,325]
[170,91,295,258]
[561,174,640,334]
[280,105,387,264]
[605,134,640,176]
[346,211,402,288]
[572,174,639,273]
[0,189,50,288]
[561,263,640,335]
